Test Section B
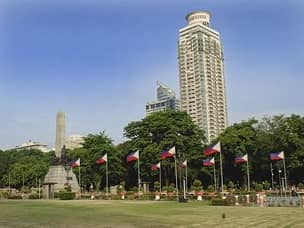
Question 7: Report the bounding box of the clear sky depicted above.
[0,0,303,149]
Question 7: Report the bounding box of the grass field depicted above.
[0,200,303,228]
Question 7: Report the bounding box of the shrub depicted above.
[255,183,263,192]
[211,198,229,206]
[262,181,271,190]
[227,181,235,190]
[207,185,214,192]
[153,181,160,192]
[191,179,203,192]
[58,192,76,200]
[0,191,9,199]
[8,194,22,200]
[29,194,41,199]
[298,182,304,188]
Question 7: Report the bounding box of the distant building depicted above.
[65,134,84,150]
[146,83,180,115]
[15,140,49,153]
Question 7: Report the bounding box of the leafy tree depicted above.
[123,110,205,189]
[0,149,52,189]
[67,132,125,192]
[218,119,257,188]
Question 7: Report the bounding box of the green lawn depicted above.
[0,200,303,227]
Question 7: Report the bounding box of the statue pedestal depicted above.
[43,165,79,198]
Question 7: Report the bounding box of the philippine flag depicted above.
[151,162,161,171]
[204,142,221,156]
[70,158,80,168]
[270,151,284,161]
[235,154,248,164]
[181,160,187,168]
[161,146,176,159]
[96,153,107,165]
[203,157,215,166]
[127,150,139,162]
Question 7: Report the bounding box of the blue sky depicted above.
[0,0,303,149]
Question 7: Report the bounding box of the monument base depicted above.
[43,165,79,198]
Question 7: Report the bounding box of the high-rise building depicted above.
[146,83,180,115]
[178,11,228,142]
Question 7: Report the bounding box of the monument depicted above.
[43,112,80,198]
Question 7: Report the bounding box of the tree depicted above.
[0,149,52,189]
[218,119,258,188]
[67,132,125,192]
[123,110,205,189]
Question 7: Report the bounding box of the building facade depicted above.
[146,83,180,115]
[178,11,228,142]
[65,134,84,150]
[14,140,49,153]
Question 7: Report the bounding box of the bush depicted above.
[58,192,76,200]
[211,198,229,206]
[298,182,304,188]
[191,179,203,192]
[29,194,41,199]
[0,191,9,199]
[153,181,160,192]
[207,185,214,192]
[227,181,235,190]
[255,183,263,192]
[7,194,22,200]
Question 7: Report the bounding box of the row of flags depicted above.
[68,143,287,193]
[69,148,286,169]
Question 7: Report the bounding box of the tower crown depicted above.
[186,11,211,27]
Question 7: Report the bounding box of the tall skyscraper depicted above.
[178,11,228,142]
[146,82,180,115]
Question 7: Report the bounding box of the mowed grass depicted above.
[0,200,303,228]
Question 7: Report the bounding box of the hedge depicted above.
[29,194,41,199]
[7,195,22,200]
[211,198,229,206]
[58,192,76,200]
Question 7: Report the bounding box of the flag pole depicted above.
[138,151,140,197]
[213,161,217,192]
[270,162,274,190]
[106,156,109,197]
[174,155,179,200]
[79,166,81,194]
[219,146,224,193]
[185,161,188,194]
[159,162,162,193]
[246,156,250,191]
[283,154,287,191]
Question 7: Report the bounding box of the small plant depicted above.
[191,179,203,193]
[297,182,304,188]
[207,185,214,192]
[153,181,160,192]
[254,183,263,192]
[227,181,235,190]
[165,185,175,193]
[262,180,271,190]
[130,186,138,193]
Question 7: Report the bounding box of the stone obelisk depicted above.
[55,112,65,158]
[43,112,79,198]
